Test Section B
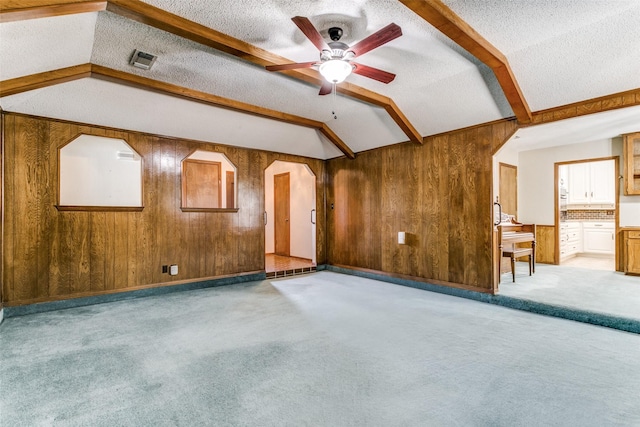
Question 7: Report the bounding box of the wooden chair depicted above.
[502,245,533,282]
[498,224,535,282]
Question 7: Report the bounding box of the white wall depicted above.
[60,135,142,206]
[265,161,316,261]
[517,137,640,226]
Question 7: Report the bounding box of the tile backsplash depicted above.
[566,209,615,221]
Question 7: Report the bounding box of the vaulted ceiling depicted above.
[2,0,640,159]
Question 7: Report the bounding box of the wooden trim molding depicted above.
[319,124,355,159]
[399,0,532,124]
[0,1,106,22]
[529,88,640,126]
[0,64,92,97]
[89,65,322,128]
[180,208,239,213]
[0,64,357,159]
[55,205,144,212]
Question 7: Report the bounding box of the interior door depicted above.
[182,160,221,208]
[498,163,518,274]
[499,163,517,219]
[274,172,290,256]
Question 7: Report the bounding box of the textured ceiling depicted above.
[506,104,640,153]
[1,1,639,159]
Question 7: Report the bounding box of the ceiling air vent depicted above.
[129,49,157,70]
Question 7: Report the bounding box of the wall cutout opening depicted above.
[58,134,143,211]
[181,150,237,211]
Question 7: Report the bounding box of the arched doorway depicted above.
[264,161,317,277]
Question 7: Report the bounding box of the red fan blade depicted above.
[319,81,333,96]
[348,23,402,57]
[266,61,317,72]
[292,16,330,52]
[352,63,396,84]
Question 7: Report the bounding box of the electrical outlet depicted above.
[169,264,178,276]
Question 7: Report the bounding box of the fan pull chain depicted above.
[331,83,338,120]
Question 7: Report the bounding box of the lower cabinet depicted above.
[582,222,615,254]
[624,230,640,275]
[560,222,582,260]
[560,222,616,261]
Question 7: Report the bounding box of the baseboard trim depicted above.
[326,265,640,334]
[3,271,266,318]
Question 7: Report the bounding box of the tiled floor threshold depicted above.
[266,266,317,279]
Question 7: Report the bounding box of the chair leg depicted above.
[528,255,532,276]
[511,255,516,282]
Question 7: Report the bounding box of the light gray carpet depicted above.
[1,271,639,426]
[499,263,640,321]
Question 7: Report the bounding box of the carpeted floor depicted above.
[499,262,640,322]
[1,271,640,426]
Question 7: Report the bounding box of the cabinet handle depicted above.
[591,192,593,197]
[585,192,587,197]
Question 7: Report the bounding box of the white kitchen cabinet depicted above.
[567,160,615,207]
[589,161,615,204]
[568,163,590,204]
[582,222,615,254]
[560,222,582,260]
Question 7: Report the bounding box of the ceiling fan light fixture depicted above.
[319,59,353,84]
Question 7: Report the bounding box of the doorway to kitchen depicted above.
[555,157,619,271]
[264,161,317,278]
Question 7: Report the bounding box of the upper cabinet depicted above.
[623,132,640,195]
[567,160,615,207]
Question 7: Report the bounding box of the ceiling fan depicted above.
[265,16,402,95]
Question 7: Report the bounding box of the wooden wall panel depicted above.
[327,119,518,291]
[535,225,556,264]
[327,151,382,271]
[2,113,326,306]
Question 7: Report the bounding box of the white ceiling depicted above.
[1,1,639,159]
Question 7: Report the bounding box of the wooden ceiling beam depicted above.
[91,65,355,158]
[0,63,92,96]
[399,0,532,124]
[0,1,106,23]
[0,64,355,158]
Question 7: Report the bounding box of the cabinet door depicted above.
[624,132,640,195]
[627,237,640,274]
[589,160,615,204]
[583,229,615,254]
[568,163,589,204]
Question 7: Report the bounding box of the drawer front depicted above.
[627,231,640,239]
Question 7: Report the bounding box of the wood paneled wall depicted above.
[327,120,518,292]
[2,113,326,306]
[535,225,556,264]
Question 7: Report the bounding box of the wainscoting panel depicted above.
[535,225,556,264]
